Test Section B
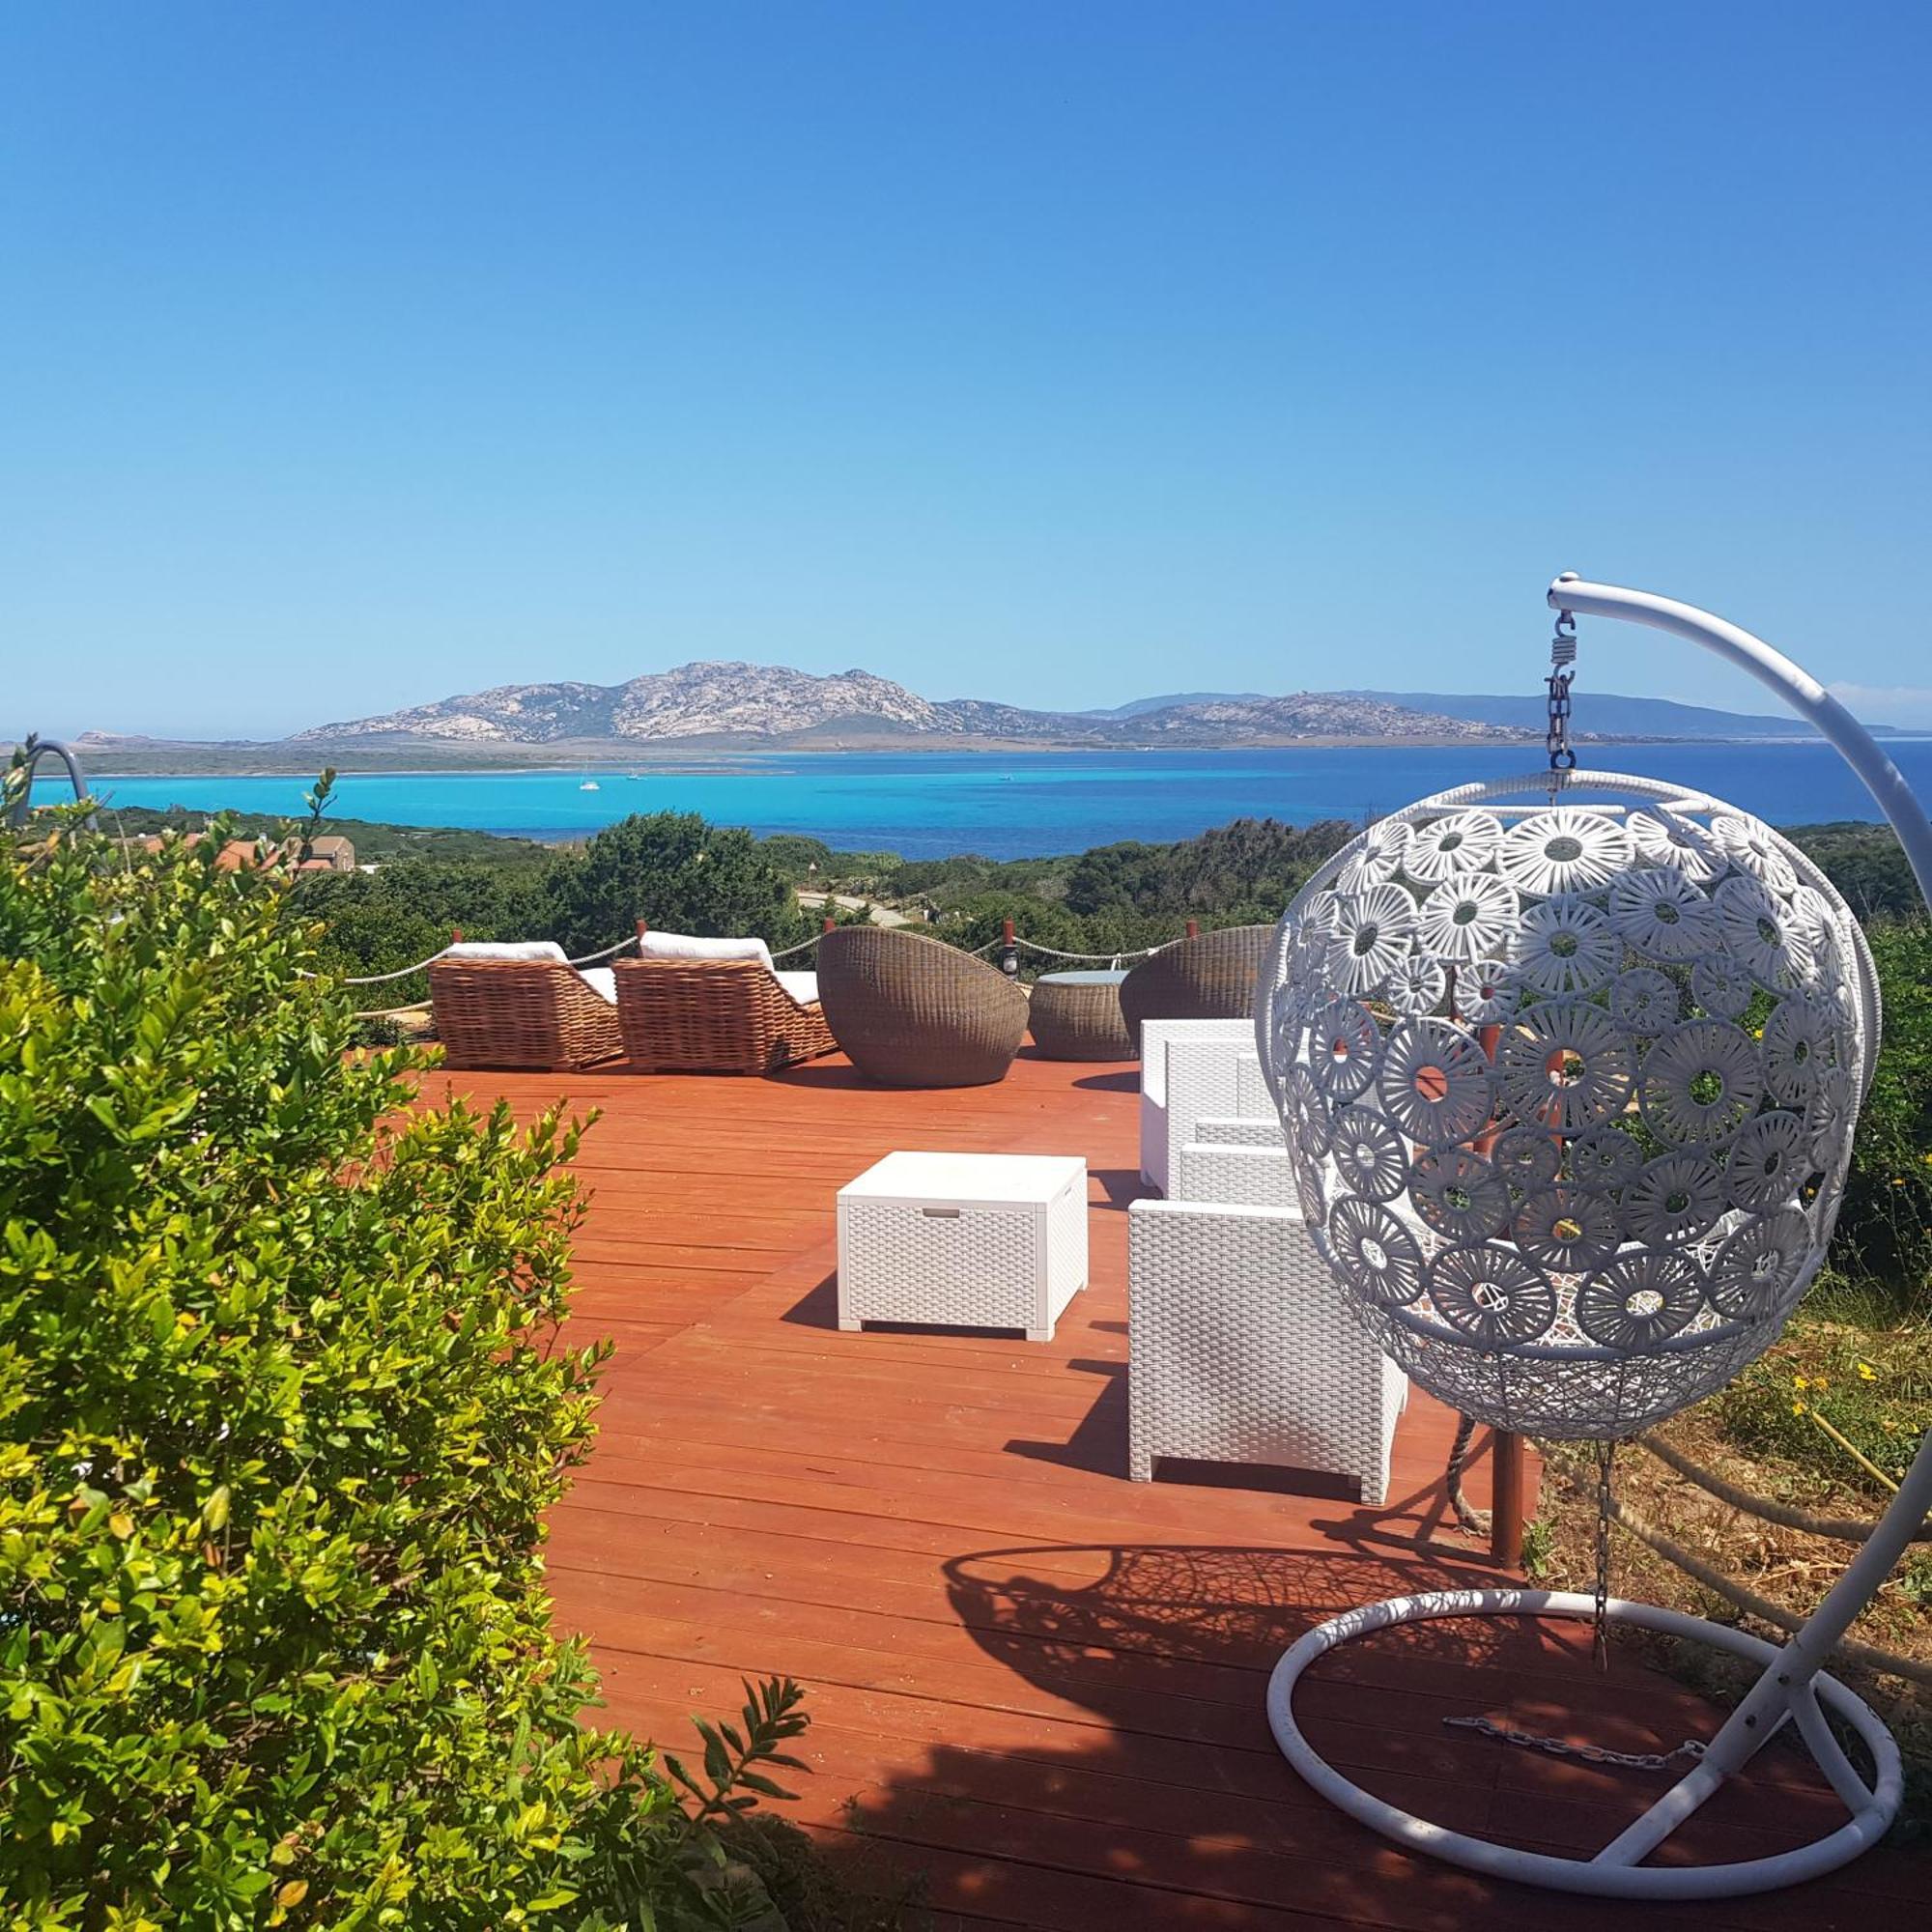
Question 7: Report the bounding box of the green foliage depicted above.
[0,820,812,1928]
[540,814,807,960]
[298,861,549,971]
[934,892,1087,974]
[1710,1322,1932,1499]
[1788,821,1919,923]
[755,837,900,895]
[1831,919,1932,1311]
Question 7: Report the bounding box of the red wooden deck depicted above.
[444,1051,1927,1930]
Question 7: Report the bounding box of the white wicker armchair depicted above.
[1128,1038,1407,1503]
[1138,1019,1261,1195]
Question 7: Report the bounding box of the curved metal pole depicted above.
[1548,574,1932,1867]
[5,737,96,829]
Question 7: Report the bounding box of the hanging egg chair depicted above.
[1259,576,1932,1901]
[1259,766,1878,1443]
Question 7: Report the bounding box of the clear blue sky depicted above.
[4,3,1928,739]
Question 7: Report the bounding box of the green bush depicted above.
[1829,917,1932,1313]
[540,813,807,960]
[0,816,810,1928]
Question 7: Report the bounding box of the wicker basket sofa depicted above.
[815,925,1030,1088]
[427,941,624,1071]
[1117,923,1274,1053]
[612,933,836,1074]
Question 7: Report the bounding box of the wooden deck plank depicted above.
[433,1053,1929,1928]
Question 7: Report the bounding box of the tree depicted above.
[538,812,807,959]
[0,815,810,1926]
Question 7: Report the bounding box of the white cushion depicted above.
[578,966,617,1005]
[443,940,569,963]
[774,970,819,1007]
[638,931,775,970]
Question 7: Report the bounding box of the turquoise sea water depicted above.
[90,742,1932,861]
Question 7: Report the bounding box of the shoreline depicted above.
[81,731,1919,781]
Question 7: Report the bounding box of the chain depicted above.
[1593,1436,1616,1670]
[1547,608,1578,780]
[1444,1714,1705,1773]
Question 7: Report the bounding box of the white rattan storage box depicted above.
[836,1151,1088,1340]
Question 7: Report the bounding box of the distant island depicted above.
[60,660,1888,775]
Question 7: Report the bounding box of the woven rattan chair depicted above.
[1118,923,1273,1053]
[816,926,1030,1087]
[611,956,838,1074]
[427,958,624,1071]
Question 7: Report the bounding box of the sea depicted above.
[87,741,1932,862]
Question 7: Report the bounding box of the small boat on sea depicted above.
[579,781,601,792]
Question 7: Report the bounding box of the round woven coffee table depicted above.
[1028,969,1132,1060]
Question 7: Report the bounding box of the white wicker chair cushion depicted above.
[773,970,819,1007]
[639,931,776,969]
[444,940,569,963]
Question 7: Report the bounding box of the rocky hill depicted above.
[290,661,1522,749]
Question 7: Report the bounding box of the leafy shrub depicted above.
[1830,918,1932,1314]
[540,813,807,960]
[0,816,811,1927]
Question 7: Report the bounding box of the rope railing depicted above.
[1010,936,1161,964]
[310,933,643,986]
[327,914,1189,1000]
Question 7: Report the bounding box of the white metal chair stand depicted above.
[1264,575,1932,1899]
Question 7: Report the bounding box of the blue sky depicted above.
[4,4,1928,739]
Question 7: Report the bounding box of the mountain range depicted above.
[282,663,1520,749]
[70,662,1869,765]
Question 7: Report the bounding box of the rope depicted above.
[1010,937,1159,963]
[1543,1454,1932,1690]
[351,1000,432,1020]
[307,933,643,985]
[768,934,821,960]
[564,934,641,966]
[1634,1431,1932,1548]
[307,950,453,985]
[1605,1492,1932,1691]
[1443,1413,1492,1537]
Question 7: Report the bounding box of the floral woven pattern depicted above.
[1377,1018,1496,1147]
[1629,807,1726,883]
[1416,872,1520,963]
[1513,895,1619,997]
[1262,769,1868,1442]
[1326,883,1417,995]
[1404,809,1503,881]
[1497,808,1632,895]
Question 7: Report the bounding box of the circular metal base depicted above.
[1267,1588,1902,1899]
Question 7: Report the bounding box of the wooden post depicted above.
[450,926,464,945]
[822,916,836,934]
[1491,1431,1525,1569]
[637,919,649,941]
[1184,918,1200,938]
[1001,918,1018,978]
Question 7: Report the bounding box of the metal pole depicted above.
[1264,576,1932,1897]
[1546,574,1932,1869]
[4,737,96,829]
